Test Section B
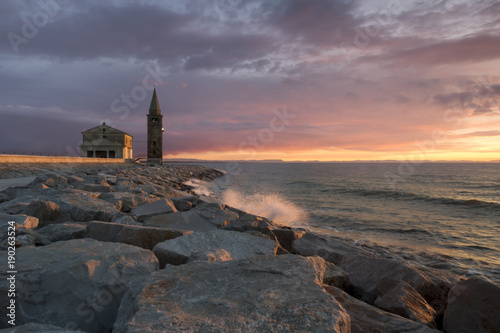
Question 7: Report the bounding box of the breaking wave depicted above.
[221,188,308,227]
[183,179,213,197]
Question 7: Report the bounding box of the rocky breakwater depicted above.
[0,163,499,332]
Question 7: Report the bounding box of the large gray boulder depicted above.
[113,255,351,332]
[443,277,500,333]
[152,229,284,267]
[86,221,190,250]
[131,199,177,221]
[52,189,120,222]
[25,200,71,227]
[326,286,440,333]
[292,232,370,265]
[374,278,437,327]
[0,239,159,332]
[339,254,458,324]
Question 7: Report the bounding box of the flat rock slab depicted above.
[0,176,37,191]
[0,239,159,332]
[36,222,87,243]
[131,199,177,221]
[326,286,440,333]
[86,221,191,250]
[113,255,350,333]
[152,229,282,267]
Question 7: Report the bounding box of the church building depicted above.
[79,122,133,159]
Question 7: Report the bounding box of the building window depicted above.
[87,151,93,157]
[103,135,107,138]
[153,140,156,146]
[109,151,115,158]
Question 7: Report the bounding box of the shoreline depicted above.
[0,162,498,332]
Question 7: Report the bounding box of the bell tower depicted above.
[147,88,164,164]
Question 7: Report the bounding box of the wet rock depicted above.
[131,199,177,222]
[152,229,283,267]
[113,255,350,333]
[443,277,500,333]
[25,200,71,227]
[0,239,159,332]
[326,286,440,333]
[86,221,190,250]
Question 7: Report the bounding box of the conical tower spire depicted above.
[149,88,161,115]
[147,88,164,164]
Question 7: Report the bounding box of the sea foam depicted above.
[222,188,308,227]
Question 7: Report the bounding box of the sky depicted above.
[0,0,499,161]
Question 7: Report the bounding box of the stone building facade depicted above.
[79,123,133,159]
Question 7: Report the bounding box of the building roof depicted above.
[81,122,132,137]
[149,88,162,115]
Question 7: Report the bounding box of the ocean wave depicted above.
[362,227,433,236]
[342,188,500,210]
[221,188,308,227]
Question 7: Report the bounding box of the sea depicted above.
[184,162,500,285]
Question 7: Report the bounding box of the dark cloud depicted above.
[1,0,500,159]
[264,0,360,46]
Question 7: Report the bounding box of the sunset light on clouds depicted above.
[1,0,499,161]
